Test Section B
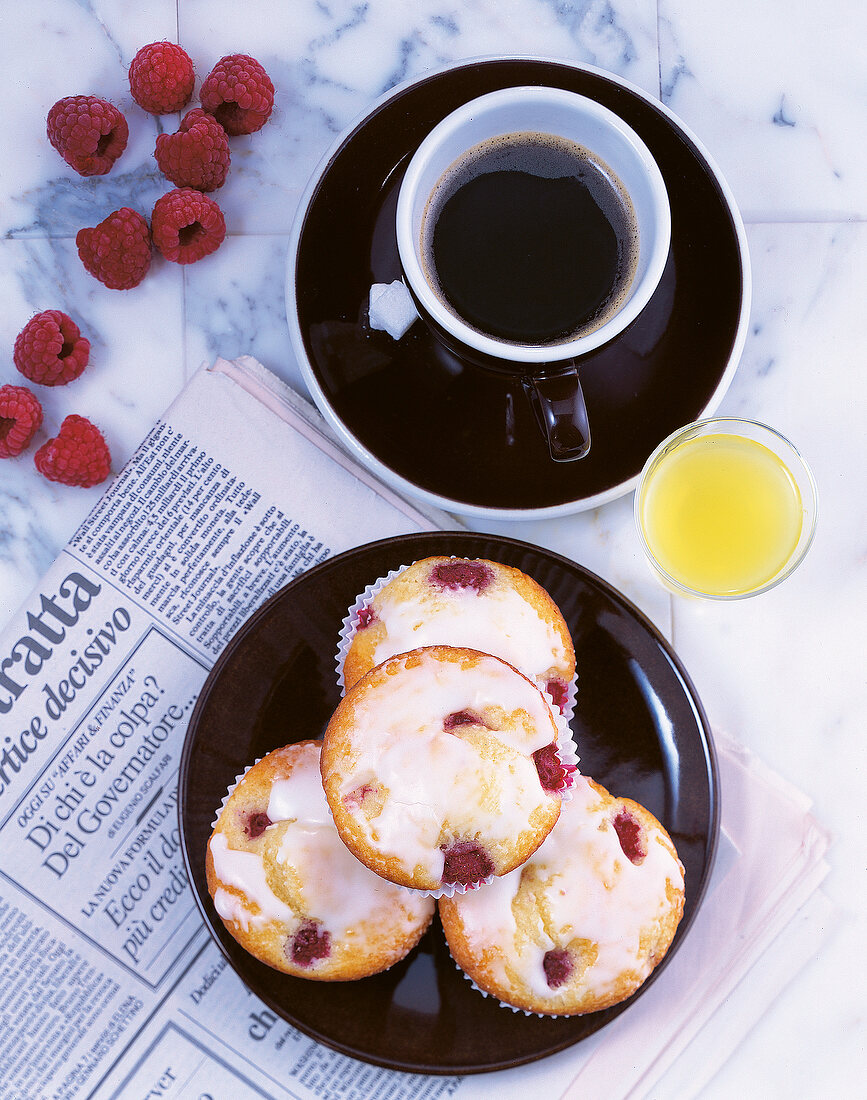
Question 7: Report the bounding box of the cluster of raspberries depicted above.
[0,312,111,487]
[47,44,275,289]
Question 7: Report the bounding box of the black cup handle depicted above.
[522,365,591,461]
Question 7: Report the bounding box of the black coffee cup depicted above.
[396,86,671,461]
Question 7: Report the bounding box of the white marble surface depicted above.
[1,1,865,1096]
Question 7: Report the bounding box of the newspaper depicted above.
[0,356,829,1100]
[0,356,455,1100]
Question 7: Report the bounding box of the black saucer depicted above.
[288,58,747,514]
[179,532,719,1074]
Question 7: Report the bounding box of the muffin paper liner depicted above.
[553,672,578,728]
[539,690,580,803]
[412,872,496,901]
[335,560,580,803]
[210,758,261,830]
[335,564,406,691]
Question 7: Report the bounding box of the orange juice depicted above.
[638,432,804,596]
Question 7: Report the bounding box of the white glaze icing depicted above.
[451,776,684,1003]
[370,564,570,681]
[209,832,293,930]
[272,746,433,931]
[337,650,559,881]
[267,746,332,826]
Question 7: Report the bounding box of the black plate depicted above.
[179,532,718,1075]
[288,59,747,514]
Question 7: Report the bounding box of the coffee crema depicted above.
[421,131,639,347]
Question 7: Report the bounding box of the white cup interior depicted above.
[396,86,671,363]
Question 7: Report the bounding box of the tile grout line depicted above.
[10,217,865,247]
[656,0,663,104]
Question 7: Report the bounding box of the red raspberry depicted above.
[342,783,377,811]
[440,841,495,888]
[288,921,331,967]
[543,948,573,989]
[200,54,274,135]
[151,188,226,264]
[355,605,376,629]
[46,95,128,176]
[34,414,111,488]
[443,710,481,729]
[13,310,90,386]
[76,207,152,290]
[545,678,569,713]
[430,560,493,591]
[532,742,576,794]
[612,809,647,864]
[129,41,196,115]
[244,812,271,839]
[155,108,231,191]
[0,385,43,459]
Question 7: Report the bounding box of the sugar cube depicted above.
[368,280,419,340]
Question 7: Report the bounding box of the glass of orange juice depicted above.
[635,418,818,599]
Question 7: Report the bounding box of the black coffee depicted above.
[422,132,638,345]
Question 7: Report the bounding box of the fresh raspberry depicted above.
[76,207,152,290]
[151,188,226,264]
[13,310,90,386]
[129,41,195,114]
[46,95,128,176]
[0,385,43,459]
[200,53,274,135]
[34,415,111,488]
[155,108,231,191]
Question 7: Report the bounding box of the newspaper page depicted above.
[0,355,479,1100]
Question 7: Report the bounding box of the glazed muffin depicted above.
[439,775,685,1015]
[206,740,435,980]
[320,645,575,895]
[340,557,576,714]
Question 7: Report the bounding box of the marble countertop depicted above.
[1,1,864,1096]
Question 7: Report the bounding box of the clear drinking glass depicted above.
[635,418,818,599]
